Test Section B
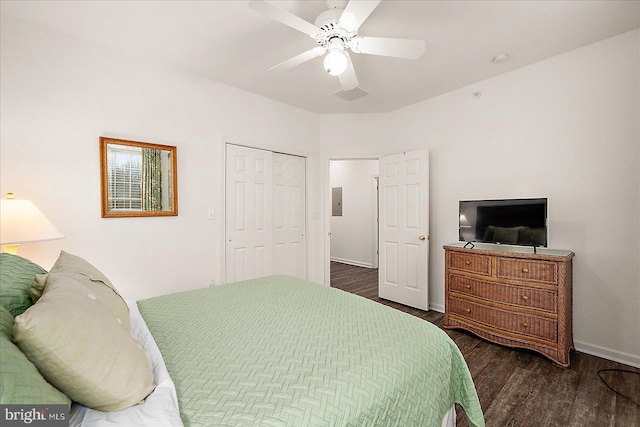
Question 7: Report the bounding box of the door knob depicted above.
[418,235,426,240]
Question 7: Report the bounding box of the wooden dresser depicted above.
[443,243,574,367]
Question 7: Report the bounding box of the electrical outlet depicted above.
[208,278,216,287]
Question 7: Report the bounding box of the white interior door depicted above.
[378,149,429,310]
[225,145,273,282]
[272,153,306,278]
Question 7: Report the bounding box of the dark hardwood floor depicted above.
[330,261,640,427]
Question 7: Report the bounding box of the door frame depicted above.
[324,154,382,286]
[372,176,379,269]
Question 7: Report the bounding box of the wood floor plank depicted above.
[568,353,616,426]
[609,368,640,426]
[330,261,640,426]
[482,367,537,426]
[519,364,581,426]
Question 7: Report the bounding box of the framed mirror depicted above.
[100,137,178,218]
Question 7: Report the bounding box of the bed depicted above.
[1,252,484,427]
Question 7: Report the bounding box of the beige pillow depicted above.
[14,273,155,411]
[31,251,130,332]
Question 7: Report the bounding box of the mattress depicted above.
[137,275,484,426]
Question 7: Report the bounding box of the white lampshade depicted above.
[1,199,64,249]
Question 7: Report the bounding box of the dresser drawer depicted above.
[496,258,557,284]
[448,252,492,276]
[448,297,558,342]
[448,274,557,313]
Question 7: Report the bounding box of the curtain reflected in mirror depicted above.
[100,137,177,218]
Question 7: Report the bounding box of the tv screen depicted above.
[459,198,547,247]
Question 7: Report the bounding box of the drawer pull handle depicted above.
[465,261,471,265]
[466,285,472,289]
[522,322,528,327]
[521,295,529,301]
[465,308,471,313]
[522,268,529,273]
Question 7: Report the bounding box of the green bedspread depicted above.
[138,275,484,427]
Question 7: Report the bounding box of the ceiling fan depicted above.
[249,0,426,92]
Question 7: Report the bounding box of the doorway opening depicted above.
[328,159,379,290]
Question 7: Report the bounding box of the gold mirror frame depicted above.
[100,137,178,218]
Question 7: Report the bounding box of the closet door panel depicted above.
[225,145,273,282]
[272,153,306,278]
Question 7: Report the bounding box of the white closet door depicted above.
[225,145,273,282]
[272,153,306,278]
[225,145,306,283]
[378,149,429,310]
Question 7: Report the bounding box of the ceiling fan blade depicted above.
[350,36,425,59]
[269,47,326,72]
[338,52,359,91]
[249,0,321,36]
[339,0,381,32]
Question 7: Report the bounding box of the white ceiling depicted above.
[2,1,639,114]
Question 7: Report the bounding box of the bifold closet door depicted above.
[272,153,306,278]
[226,145,273,282]
[225,145,306,283]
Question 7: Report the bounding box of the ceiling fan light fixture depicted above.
[251,0,425,90]
[324,50,348,76]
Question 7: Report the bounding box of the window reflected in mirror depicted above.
[100,137,178,218]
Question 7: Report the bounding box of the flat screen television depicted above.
[459,198,548,247]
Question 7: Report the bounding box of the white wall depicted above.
[330,160,379,267]
[0,16,324,300]
[320,30,640,366]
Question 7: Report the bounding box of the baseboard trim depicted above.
[574,340,640,368]
[330,257,374,269]
[429,303,444,313]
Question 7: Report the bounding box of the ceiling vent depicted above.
[333,86,369,101]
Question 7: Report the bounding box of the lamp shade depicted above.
[0,199,64,245]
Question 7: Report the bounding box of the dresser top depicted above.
[444,242,574,260]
